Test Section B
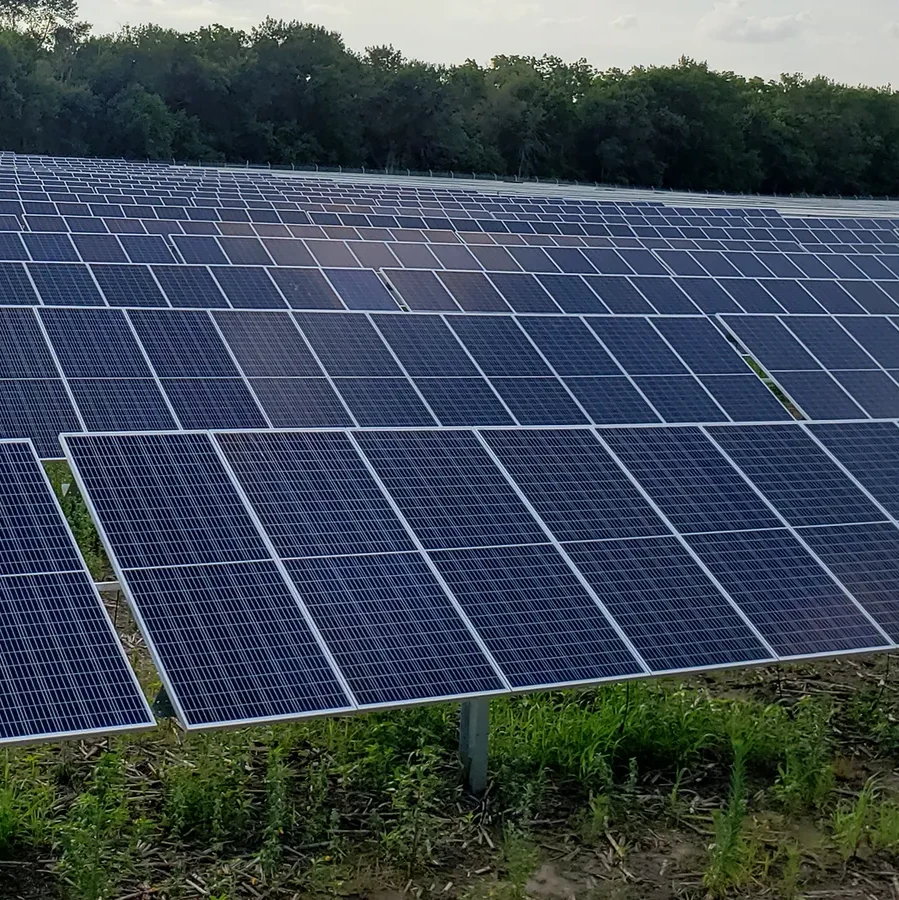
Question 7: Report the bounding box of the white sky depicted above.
[82,0,899,87]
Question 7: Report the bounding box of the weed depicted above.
[778,842,802,900]
[870,799,899,854]
[774,698,835,813]
[260,745,292,876]
[495,826,539,900]
[704,738,752,897]
[831,777,877,863]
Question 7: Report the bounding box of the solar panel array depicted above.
[0,438,153,743]
[61,421,899,728]
[3,151,899,741]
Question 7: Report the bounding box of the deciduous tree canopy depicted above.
[1,11,898,196]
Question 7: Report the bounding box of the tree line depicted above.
[1,0,899,196]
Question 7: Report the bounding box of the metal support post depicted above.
[459,698,490,796]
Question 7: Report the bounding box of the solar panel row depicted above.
[63,422,899,728]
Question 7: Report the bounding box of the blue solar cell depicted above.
[0,307,59,377]
[841,281,898,314]
[632,376,728,423]
[355,430,548,550]
[821,255,866,279]
[384,269,456,311]
[431,543,642,688]
[266,268,341,310]
[685,529,887,657]
[785,254,835,278]
[800,523,899,641]
[652,317,747,375]
[91,265,167,308]
[587,318,688,375]
[716,279,781,313]
[657,250,706,276]
[117,235,176,265]
[128,309,237,377]
[839,317,899,368]
[755,254,805,278]
[773,371,867,419]
[70,234,127,264]
[27,263,102,307]
[532,274,603,313]
[247,377,352,427]
[217,237,272,266]
[22,233,78,262]
[150,266,227,308]
[798,280,862,314]
[210,267,286,309]
[723,252,774,278]
[40,307,151,378]
[617,249,669,276]
[578,248,626,274]
[333,377,437,426]
[506,246,555,272]
[675,278,742,313]
[708,424,886,527]
[68,378,177,430]
[173,235,228,264]
[0,380,81,458]
[294,313,402,376]
[324,269,398,311]
[123,560,351,725]
[437,271,509,312]
[567,536,770,671]
[262,239,316,267]
[691,251,741,277]
[564,377,661,424]
[698,375,793,422]
[583,276,653,314]
[517,316,619,376]
[483,429,668,541]
[161,378,267,429]
[412,378,514,425]
[0,233,27,261]
[212,310,322,377]
[65,432,270,568]
[757,280,821,314]
[285,553,502,705]
[489,378,590,425]
[631,277,698,314]
[832,370,899,418]
[846,255,895,280]
[216,430,414,558]
[446,316,552,376]
[783,317,877,370]
[602,426,781,533]
[721,316,821,371]
[371,315,477,377]
[487,273,559,313]
[0,263,40,306]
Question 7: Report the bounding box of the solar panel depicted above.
[685,529,888,657]
[211,267,286,309]
[437,271,509,312]
[587,319,688,375]
[0,441,153,743]
[536,274,606,313]
[632,277,698,314]
[371,315,479,377]
[332,377,437,426]
[488,272,560,313]
[324,269,398,311]
[430,543,644,688]
[0,262,39,304]
[23,233,78,262]
[294,313,403,376]
[92,265,168,308]
[631,376,728,423]
[584,276,652,314]
[446,316,552,376]
[28,263,104,306]
[68,378,178,431]
[127,309,236,377]
[676,278,742,314]
[385,270,457,311]
[489,378,590,425]
[268,268,343,310]
[839,317,899,368]
[160,378,267,429]
[773,371,868,419]
[71,234,128,264]
[698,375,793,422]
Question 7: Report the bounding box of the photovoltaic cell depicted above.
[412,378,514,425]
[294,313,403,376]
[721,316,820,371]
[0,308,59,377]
[707,424,886,527]
[800,281,862,314]
[651,317,747,375]
[211,267,286,309]
[632,277,698,314]
[122,560,352,725]
[385,270,456,311]
[517,317,620,376]
[91,265,168,308]
[268,268,343,310]
[118,235,177,265]
[68,379,178,431]
[566,537,770,671]
[483,429,668,541]
[22,233,78,262]
[355,430,548,550]
[121,310,235,380]
[698,375,793,423]
[773,371,867,420]
[601,427,781,533]
[447,316,552,376]
[333,377,437,426]
[565,377,661,424]
[489,378,590,425]
[0,381,82,458]
[675,278,742,314]
[718,279,783,314]
[284,553,502,705]
[437,271,509,312]
[247,377,354,427]
[324,269,398,311]
[758,280,822,314]
[631,376,728,423]
[151,266,228,309]
[587,318,688,375]
[213,311,322,377]
[28,263,104,307]
[782,317,876,370]
[685,529,887,657]
[372,314,478,377]
[431,543,643,688]
[583,276,652,314]
[536,274,607,313]
[0,263,39,304]
[808,422,899,518]
[160,378,267,429]
[489,272,560,313]
[800,523,899,641]
[838,317,899,368]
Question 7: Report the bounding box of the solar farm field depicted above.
[3,151,899,898]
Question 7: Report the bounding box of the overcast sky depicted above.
[81,0,898,87]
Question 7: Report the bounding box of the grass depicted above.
[7,466,899,898]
